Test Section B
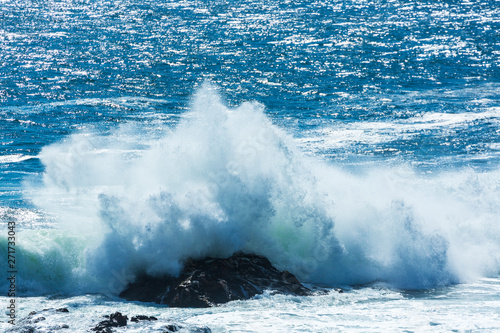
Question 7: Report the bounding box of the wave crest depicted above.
[5,83,499,295]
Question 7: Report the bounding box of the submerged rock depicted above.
[130,315,158,322]
[91,312,210,333]
[92,312,128,332]
[161,323,212,332]
[7,309,211,333]
[119,253,311,307]
[6,308,71,333]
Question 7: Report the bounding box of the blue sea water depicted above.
[1,0,500,331]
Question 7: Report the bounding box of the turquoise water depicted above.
[1,0,500,331]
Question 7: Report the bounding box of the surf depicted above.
[2,83,499,296]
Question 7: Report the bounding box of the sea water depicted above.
[1,0,500,332]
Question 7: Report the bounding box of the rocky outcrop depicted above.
[92,312,128,332]
[130,315,158,322]
[5,308,71,332]
[6,309,211,333]
[119,253,312,307]
[91,312,211,332]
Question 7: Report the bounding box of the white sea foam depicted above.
[1,279,500,332]
[300,108,500,149]
[0,154,35,164]
[3,84,500,296]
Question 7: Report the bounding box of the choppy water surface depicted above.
[1,0,499,332]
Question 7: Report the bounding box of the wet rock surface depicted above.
[119,252,312,307]
[92,312,128,332]
[90,312,211,333]
[5,308,71,333]
[6,309,211,333]
[130,315,158,322]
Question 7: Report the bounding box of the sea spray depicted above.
[3,84,500,296]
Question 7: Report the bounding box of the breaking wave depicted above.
[2,83,500,295]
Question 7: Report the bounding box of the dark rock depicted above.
[56,308,69,313]
[187,327,212,333]
[92,327,113,333]
[120,252,311,307]
[7,308,211,333]
[163,324,181,332]
[130,315,158,322]
[110,312,128,326]
[9,328,36,333]
[92,312,128,332]
[6,308,70,333]
[161,323,212,333]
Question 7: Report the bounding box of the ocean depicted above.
[1,0,500,331]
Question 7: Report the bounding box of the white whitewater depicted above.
[3,84,496,297]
